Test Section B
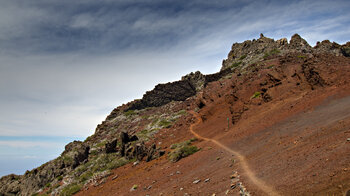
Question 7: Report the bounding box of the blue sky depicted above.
[0,0,349,177]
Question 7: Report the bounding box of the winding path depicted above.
[189,111,280,196]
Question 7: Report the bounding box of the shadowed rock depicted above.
[105,139,118,153]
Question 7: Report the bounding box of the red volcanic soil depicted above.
[77,54,350,195]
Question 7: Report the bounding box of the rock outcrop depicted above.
[127,69,236,111]
[105,139,118,153]
[127,79,197,111]
[118,132,163,162]
[221,33,349,70]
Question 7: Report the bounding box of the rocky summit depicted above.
[1,34,350,196]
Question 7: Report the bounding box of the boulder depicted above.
[129,135,139,142]
[105,139,118,153]
[341,42,350,57]
[120,132,130,145]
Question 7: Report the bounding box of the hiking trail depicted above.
[189,111,280,196]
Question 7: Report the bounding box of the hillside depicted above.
[1,34,350,196]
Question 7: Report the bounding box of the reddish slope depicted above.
[77,53,350,195]
[189,110,280,196]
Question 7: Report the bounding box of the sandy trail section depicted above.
[189,110,280,196]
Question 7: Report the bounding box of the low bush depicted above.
[168,140,199,162]
[251,91,261,99]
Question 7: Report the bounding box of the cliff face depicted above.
[126,68,236,111]
[221,33,350,70]
[127,80,197,111]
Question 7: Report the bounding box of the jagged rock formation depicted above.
[221,33,350,70]
[127,69,236,111]
[127,79,198,111]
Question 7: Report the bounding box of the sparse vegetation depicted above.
[168,139,199,162]
[124,110,137,116]
[60,183,82,196]
[62,155,74,166]
[263,49,281,59]
[176,109,187,116]
[270,48,281,55]
[105,157,129,170]
[78,171,93,182]
[46,184,60,195]
[136,128,159,141]
[297,55,306,58]
[73,153,130,185]
[95,140,107,148]
[231,61,242,68]
[158,119,172,128]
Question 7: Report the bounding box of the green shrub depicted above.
[239,54,247,60]
[132,184,138,190]
[106,157,129,170]
[297,55,306,58]
[60,183,82,196]
[168,140,199,162]
[57,176,63,181]
[251,91,261,99]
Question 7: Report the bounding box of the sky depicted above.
[0,0,349,177]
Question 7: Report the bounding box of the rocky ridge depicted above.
[0,33,349,196]
[222,33,350,70]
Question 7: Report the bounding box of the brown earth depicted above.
[76,53,350,196]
